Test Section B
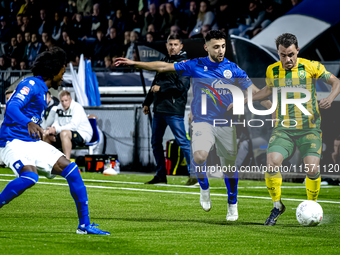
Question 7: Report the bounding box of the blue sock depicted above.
[192,159,209,190]
[0,171,39,208]
[61,162,90,228]
[223,169,238,204]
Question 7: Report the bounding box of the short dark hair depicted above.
[204,29,227,43]
[275,33,298,50]
[167,33,182,43]
[31,47,66,79]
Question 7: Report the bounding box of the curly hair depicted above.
[31,47,67,79]
[204,30,227,43]
[275,33,298,50]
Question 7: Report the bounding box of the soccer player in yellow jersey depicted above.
[252,33,340,225]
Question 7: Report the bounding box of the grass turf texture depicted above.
[0,167,339,255]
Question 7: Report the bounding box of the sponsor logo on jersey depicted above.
[15,93,25,101]
[29,80,35,85]
[20,86,30,95]
[204,66,208,71]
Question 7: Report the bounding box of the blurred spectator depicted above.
[26,32,44,66]
[38,8,52,35]
[90,3,107,37]
[52,11,63,42]
[122,30,131,57]
[19,60,27,70]
[73,12,88,39]
[160,2,180,37]
[21,15,32,33]
[190,0,216,38]
[92,28,110,67]
[41,90,60,129]
[141,3,162,37]
[61,30,79,63]
[216,0,240,32]
[128,11,143,33]
[42,32,55,50]
[61,14,71,32]
[183,1,198,35]
[5,37,21,60]
[0,55,6,70]
[24,31,31,44]
[69,55,80,67]
[8,57,19,71]
[201,24,211,38]
[16,32,25,58]
[159,3,166,19]
[332,135,340,164]
[0,16,10,46]
[107,27,120,57]
[106,19,113,36]
[17,0,33,17]
[104,55,113,70]
[146,32,155,43]
[63,0,77,15]
[13,14,23,34]
[112,9,126,38]
[77,0,94,17]
[9,0,21,21]
[170,25,181,36]
[125,31,138,60]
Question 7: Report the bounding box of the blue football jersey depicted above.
[174,57,252,126]
[0,76,48,147]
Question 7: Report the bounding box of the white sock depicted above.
[274,201,282,210]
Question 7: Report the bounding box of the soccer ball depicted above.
[296,201,323,226]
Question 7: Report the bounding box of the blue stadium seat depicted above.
[86,118,100,147]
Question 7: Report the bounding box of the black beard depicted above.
[51,80,60,90]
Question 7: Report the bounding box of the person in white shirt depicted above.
[44,90,92,159]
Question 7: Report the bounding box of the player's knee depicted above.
[193,151,208,164]
[267,153,283,168]
[60,130,71,140]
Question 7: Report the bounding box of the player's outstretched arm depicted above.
[250,85,273,103]
[319,74,340,109]
[115,57,175,73]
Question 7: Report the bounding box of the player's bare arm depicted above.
[115,57,175,73]
[319,74,340,109]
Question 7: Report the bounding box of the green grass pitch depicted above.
[0,167,339,255]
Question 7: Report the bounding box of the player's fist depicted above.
[151,85,160,93]
[27,122,44,140]
[319,98,332,109]
[143,106,149,115]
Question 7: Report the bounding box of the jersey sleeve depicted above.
[5,81,37,126]
[309,60,332,82]
[235,66,253,90]
[174,59,195,76]
[265,66,274,88]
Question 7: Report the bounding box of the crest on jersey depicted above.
[298,70,306,79]
[29,80,35,85]
[223,70,232,79]
[20,86,30,95]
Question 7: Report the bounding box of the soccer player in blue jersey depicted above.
[116,30,270,221]
[0,47,110,235]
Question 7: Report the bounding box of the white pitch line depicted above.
[0,173,339,189]
[0,179,339,204]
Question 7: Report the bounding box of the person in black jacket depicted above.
[143,34,195,185]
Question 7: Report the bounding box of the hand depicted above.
[115,57,135,67]
[188,112,193,123]
[319,98,332,109]
[227,103,233,111]
[143,105,149,115]
[27,122,44,140]
[151,85,160,93]
[47,126,56,135]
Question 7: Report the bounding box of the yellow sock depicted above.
[265,171,282,202]
[305,172,321,201]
